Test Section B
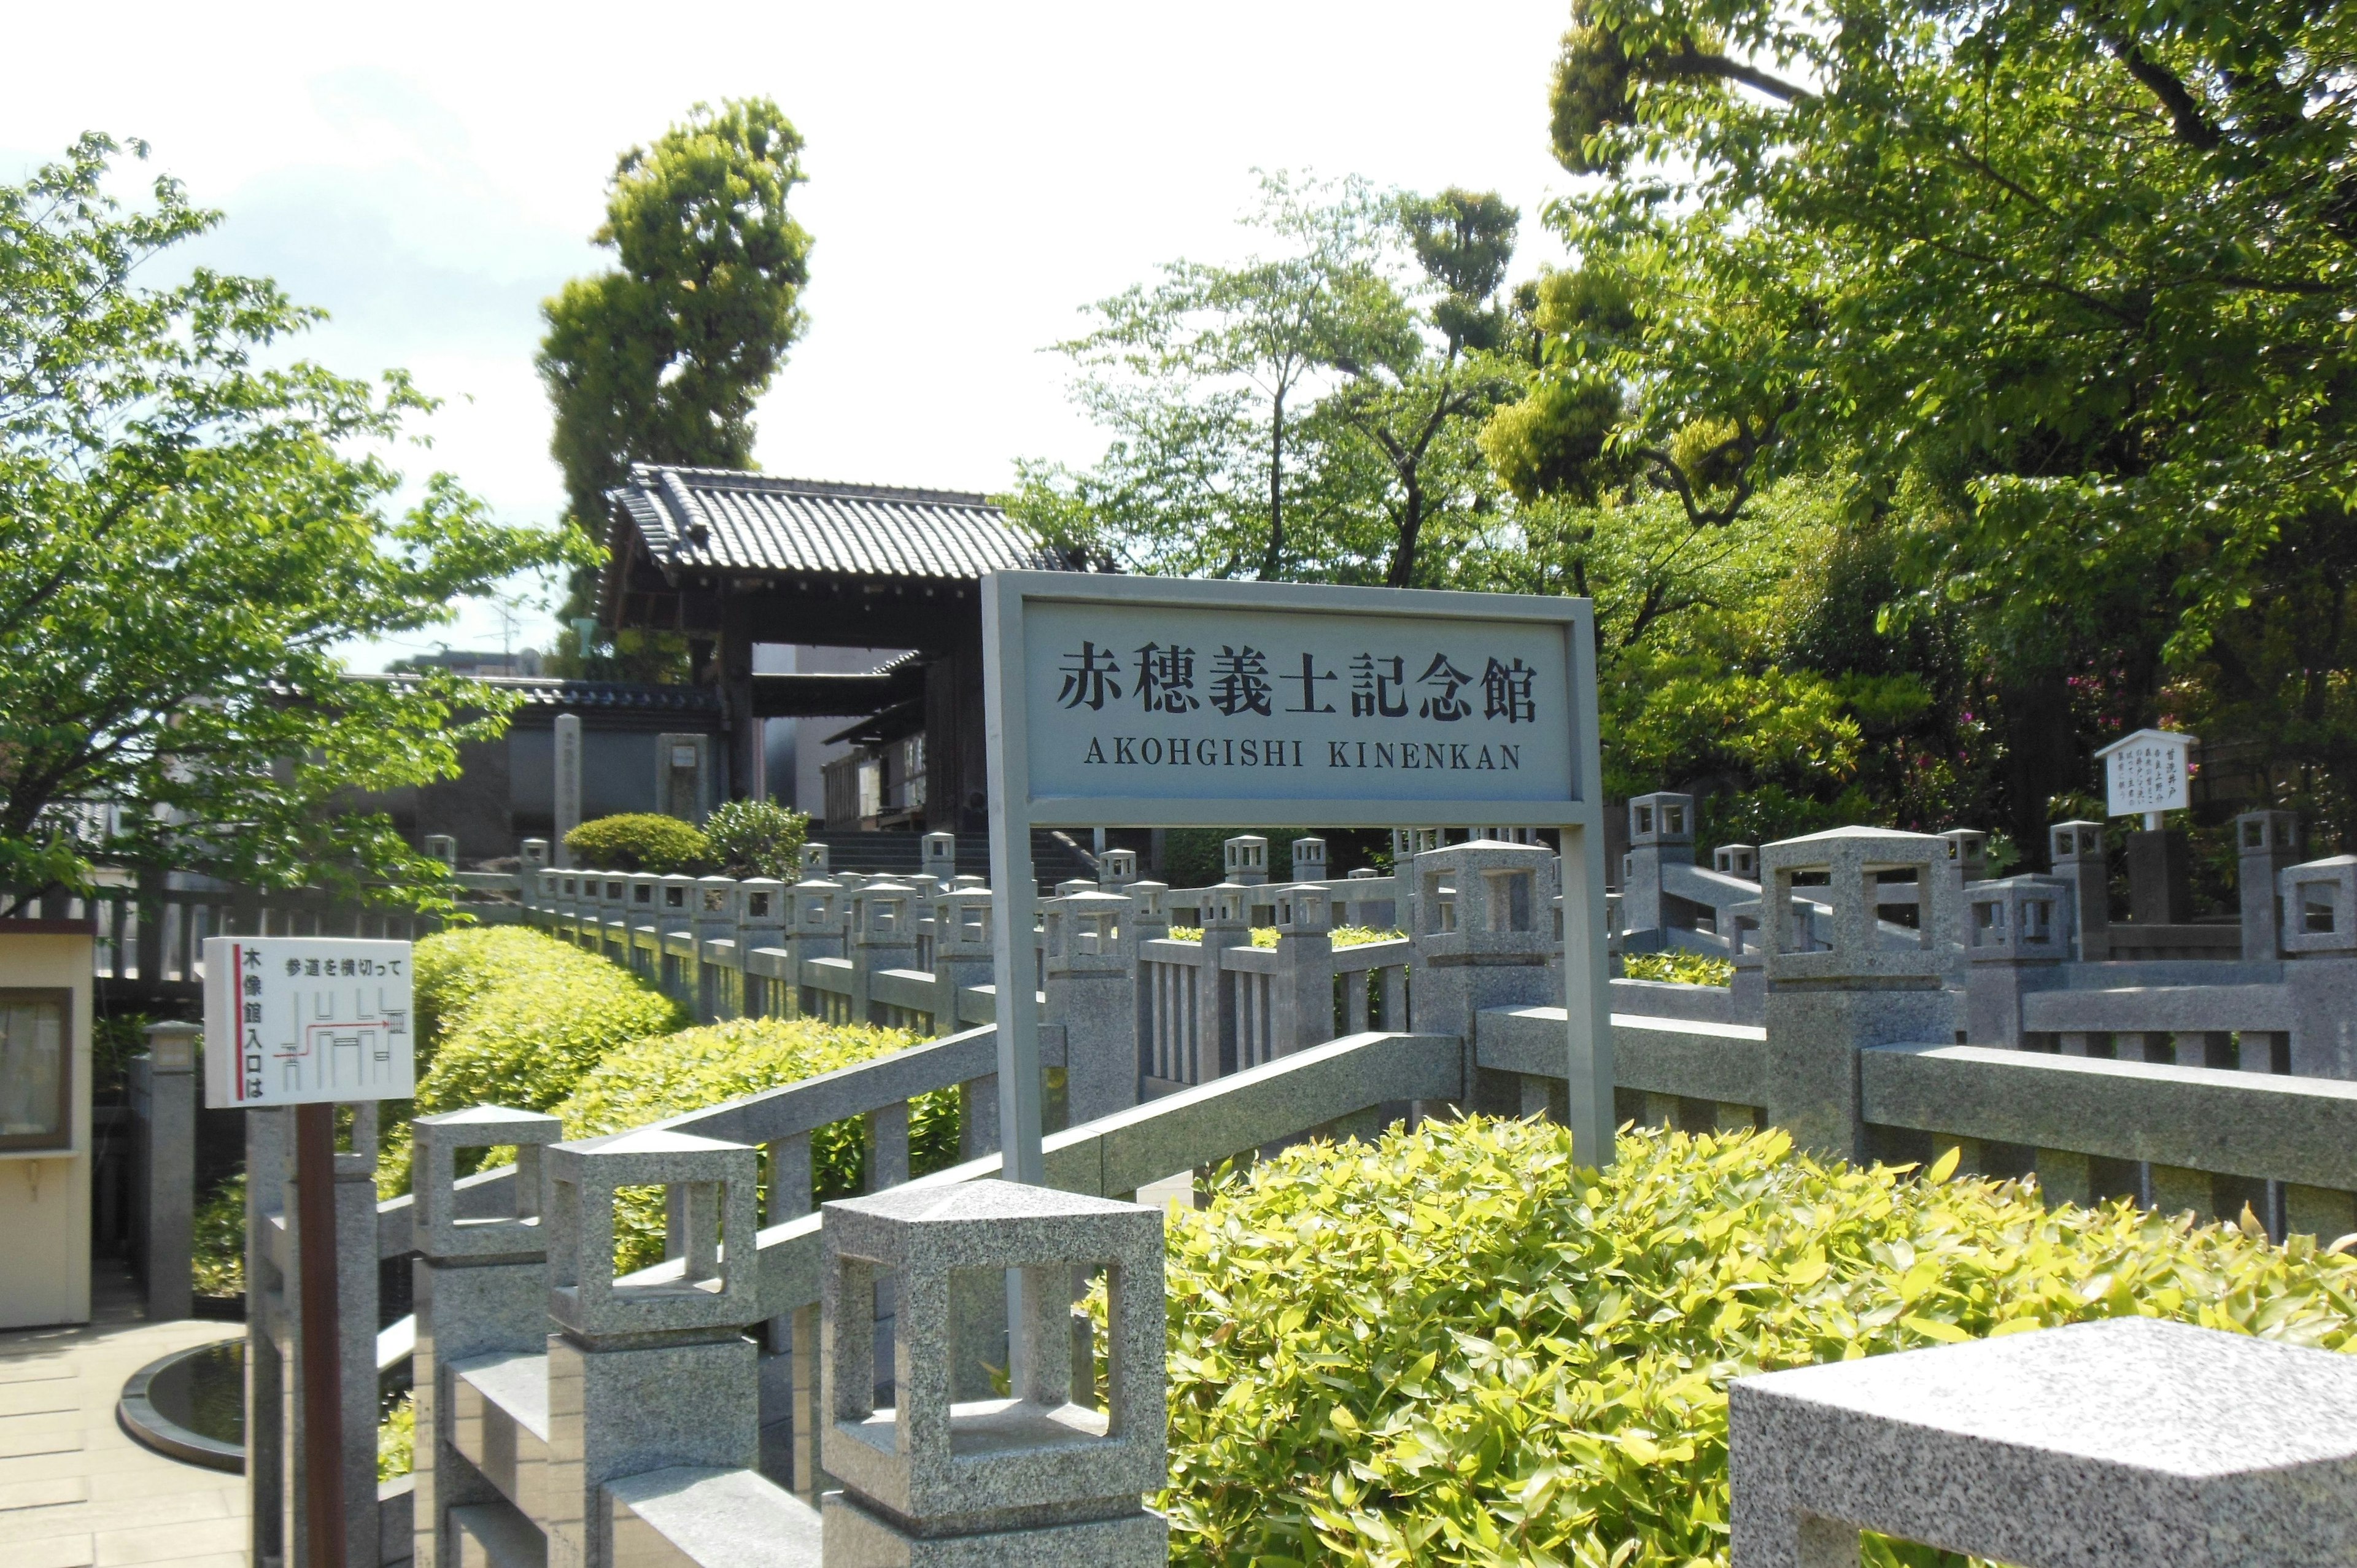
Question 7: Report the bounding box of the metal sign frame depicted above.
[981,569,1614,1189]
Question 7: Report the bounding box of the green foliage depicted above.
[564,813,713,874]
[1150,1117,2357,1566]
[378,1392,413,1482]
[1519,0,2357,845]
[1621,950,1733,987]
[192,1172,246,1299]
[540,99,811,681]
[90,1011,154,1103]
[1167,926,1400,949]
[701,798,809,880]
[0,134,576,910]
[1012,172,1522,589]
[552,1016,954,1271]
[382,928,683,1197]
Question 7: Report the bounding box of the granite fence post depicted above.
[786,878,848,1020]
[692,875,735,1022]
[920,831,958,892]
[1620,793,1695,948]
[1198,884,1255,1082]
[2237,809,2304,960]
[1760,828,1958,1161]
[409,1106,564,1568]
[1043,890,1141,1125]
[137,1020,200,1322]
[543,1129,762,1568]
[2046,821,2111,962]
[848,880,919,1025]
[736,877,788,1019]
[1959,876,2072,1049]
[1407,840,1559,1116]
[817,1182,1169,1565]
[1270,884,1336,1057]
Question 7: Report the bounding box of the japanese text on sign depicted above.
[201,937,415,1108]
[2102,731,2193,817]
[1024,601,1574,805]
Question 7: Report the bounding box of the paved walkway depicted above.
[0,1262,247,1568]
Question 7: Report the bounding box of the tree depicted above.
[0,135,575,912]
[1496,0,2357,844]
[1013,174,1522,588]
[539,98,813,678]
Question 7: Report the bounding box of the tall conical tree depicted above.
[539,98,813,679]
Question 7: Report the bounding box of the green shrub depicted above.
[565,812,712,873]
[1146,1118,2357,1567]
[192,1172,246,1298]
[1622,949,1736,987]
[552,1016,959,1271]
[381,928,684,1197]
[702,798,810,879]
[1163,926,1401,948]
[379,1392,413,1481]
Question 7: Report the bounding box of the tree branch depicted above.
[2106,38,2223,150]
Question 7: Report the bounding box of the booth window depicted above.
[0,991,70,1151]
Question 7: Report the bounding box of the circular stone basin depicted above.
[120,1339,244,1472]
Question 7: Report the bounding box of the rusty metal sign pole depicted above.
[294,1102,346,1568]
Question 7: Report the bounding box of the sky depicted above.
[2,1,1578,667]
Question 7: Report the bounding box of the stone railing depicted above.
[219,827,2357,1568]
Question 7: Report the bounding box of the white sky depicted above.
[2,1,1576,667]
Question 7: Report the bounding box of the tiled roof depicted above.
[613,466,1059,582]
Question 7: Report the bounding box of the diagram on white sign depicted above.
[201,937,416,1108]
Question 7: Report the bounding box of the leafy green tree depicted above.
[539,99,813,678]
[1014,175,1522,588]
[0,134,573,913]
[1498,0,2357,844]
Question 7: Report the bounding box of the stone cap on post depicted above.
[693,875,736,935]
[414,1105,564,1261]
[819,1180,1166,1537]
[1289,838,1328,879]
[801,843,830,878]
[1222,835,1271,886]
[1201,882,1254,937]
[2238,809,2301,859]
[626,873,663,921]
[1730,1316,2357,1568]
[142,1019,201,1074]
[1054,878,1096,897]
[1044,890,1136,975]
[544,1129,760,1337]
[1629,793,1694,848]
[2048,818,2107,870]
[789,878,846,938]
[1097,847,1140,889]
[920,831,957,888]
[2281,855,2357,956]
[852,880,919,947]
[1935,828,1988,882]
[1273,884,1332,938]
[1964,875,2072,965]
[1760,827,1949,986]
[520,838,551,872]
[736,876,787,930]
[659,873,699,930]
[1714,844,1759,879]
[931,887,995,959]
[1412,840,1557,962]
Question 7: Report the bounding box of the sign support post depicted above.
[205,936,414,1568]
[293,1103,346,1568]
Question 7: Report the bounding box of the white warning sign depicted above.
[201,937,415,1108]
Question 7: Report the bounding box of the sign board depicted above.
[1018,597,1579,821]
[981,571,1612,1208]
[2095,728,2196,819]
[202,937,415,1108]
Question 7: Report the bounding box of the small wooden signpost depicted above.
[204,937,415,1568]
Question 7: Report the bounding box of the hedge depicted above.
[1622,950,1735,987]
[563,812,711,873]
[551,1016,960,1271]
[1164,925,1403,948]
[379,927,684,1196]
[1145,1117,2357,1567]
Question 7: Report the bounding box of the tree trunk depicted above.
[1261,391,1287,581]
